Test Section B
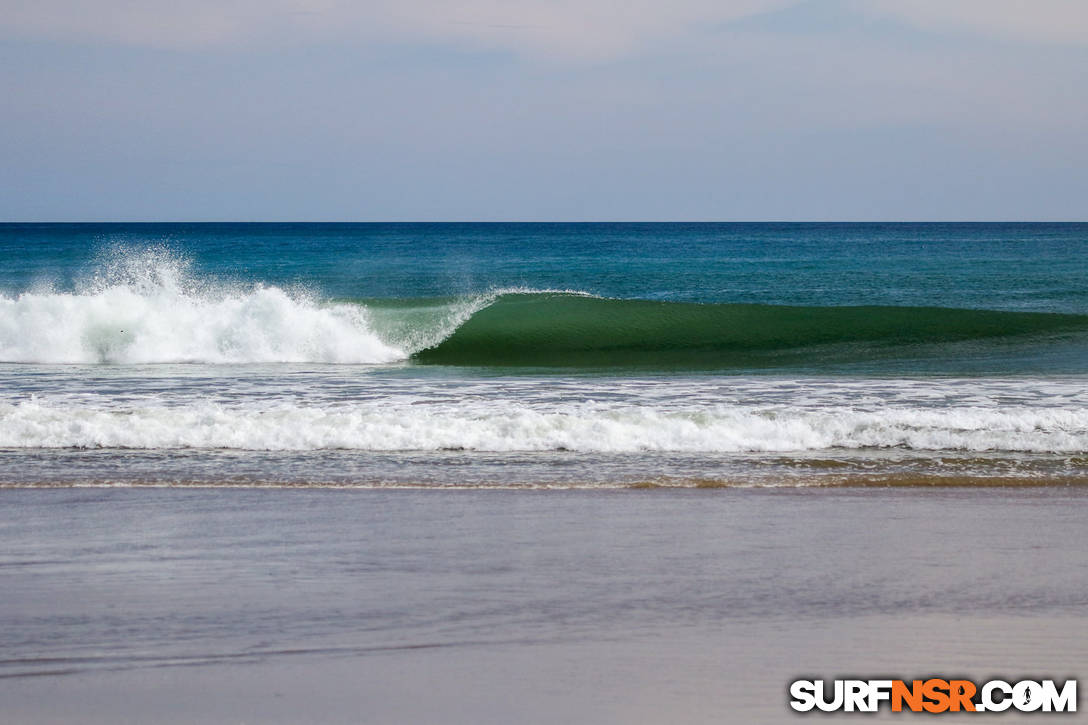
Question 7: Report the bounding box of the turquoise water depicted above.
[0,223,1086,485]
[3,222,1087,310]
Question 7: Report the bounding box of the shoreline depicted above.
[3,474,1088,489]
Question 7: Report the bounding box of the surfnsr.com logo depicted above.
[789,679,1077,713]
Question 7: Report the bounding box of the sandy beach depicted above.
[2,486,1085,723]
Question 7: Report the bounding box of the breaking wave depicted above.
[1,247,1087,368]
[0,248,403,364]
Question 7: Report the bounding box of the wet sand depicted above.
[1,486,1085,723]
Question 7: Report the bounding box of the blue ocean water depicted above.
[3,222,1087,310]
[0,223,1086,486]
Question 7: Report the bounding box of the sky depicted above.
[1,0,1086,221]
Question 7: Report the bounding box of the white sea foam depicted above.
[0,248,598,364]
[0,248,405,364]
[2,399,1085,453]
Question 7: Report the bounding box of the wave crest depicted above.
[414,294,1088,369]
[2,247,1086,369]
[0,249,404,364]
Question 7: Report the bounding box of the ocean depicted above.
[2,223,1087,723]
[1,222,1086,487]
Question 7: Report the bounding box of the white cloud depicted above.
[0,0,800,59]
[5,1,1087,63]
[373,0,804,60]
[851,0,1088,46]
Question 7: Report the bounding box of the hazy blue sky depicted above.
[2,0,1086,220]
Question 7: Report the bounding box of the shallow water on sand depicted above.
[3,369,1087,487]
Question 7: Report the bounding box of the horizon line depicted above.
[3,220,1088,225]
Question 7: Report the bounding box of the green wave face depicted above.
[411,294,1088,371]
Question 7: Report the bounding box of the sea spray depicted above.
[0,248,404,364]
[0,248,605,365]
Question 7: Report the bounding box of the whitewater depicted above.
[0,250,412,364]
[3,397,1087,453]
[0,249,618,365]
